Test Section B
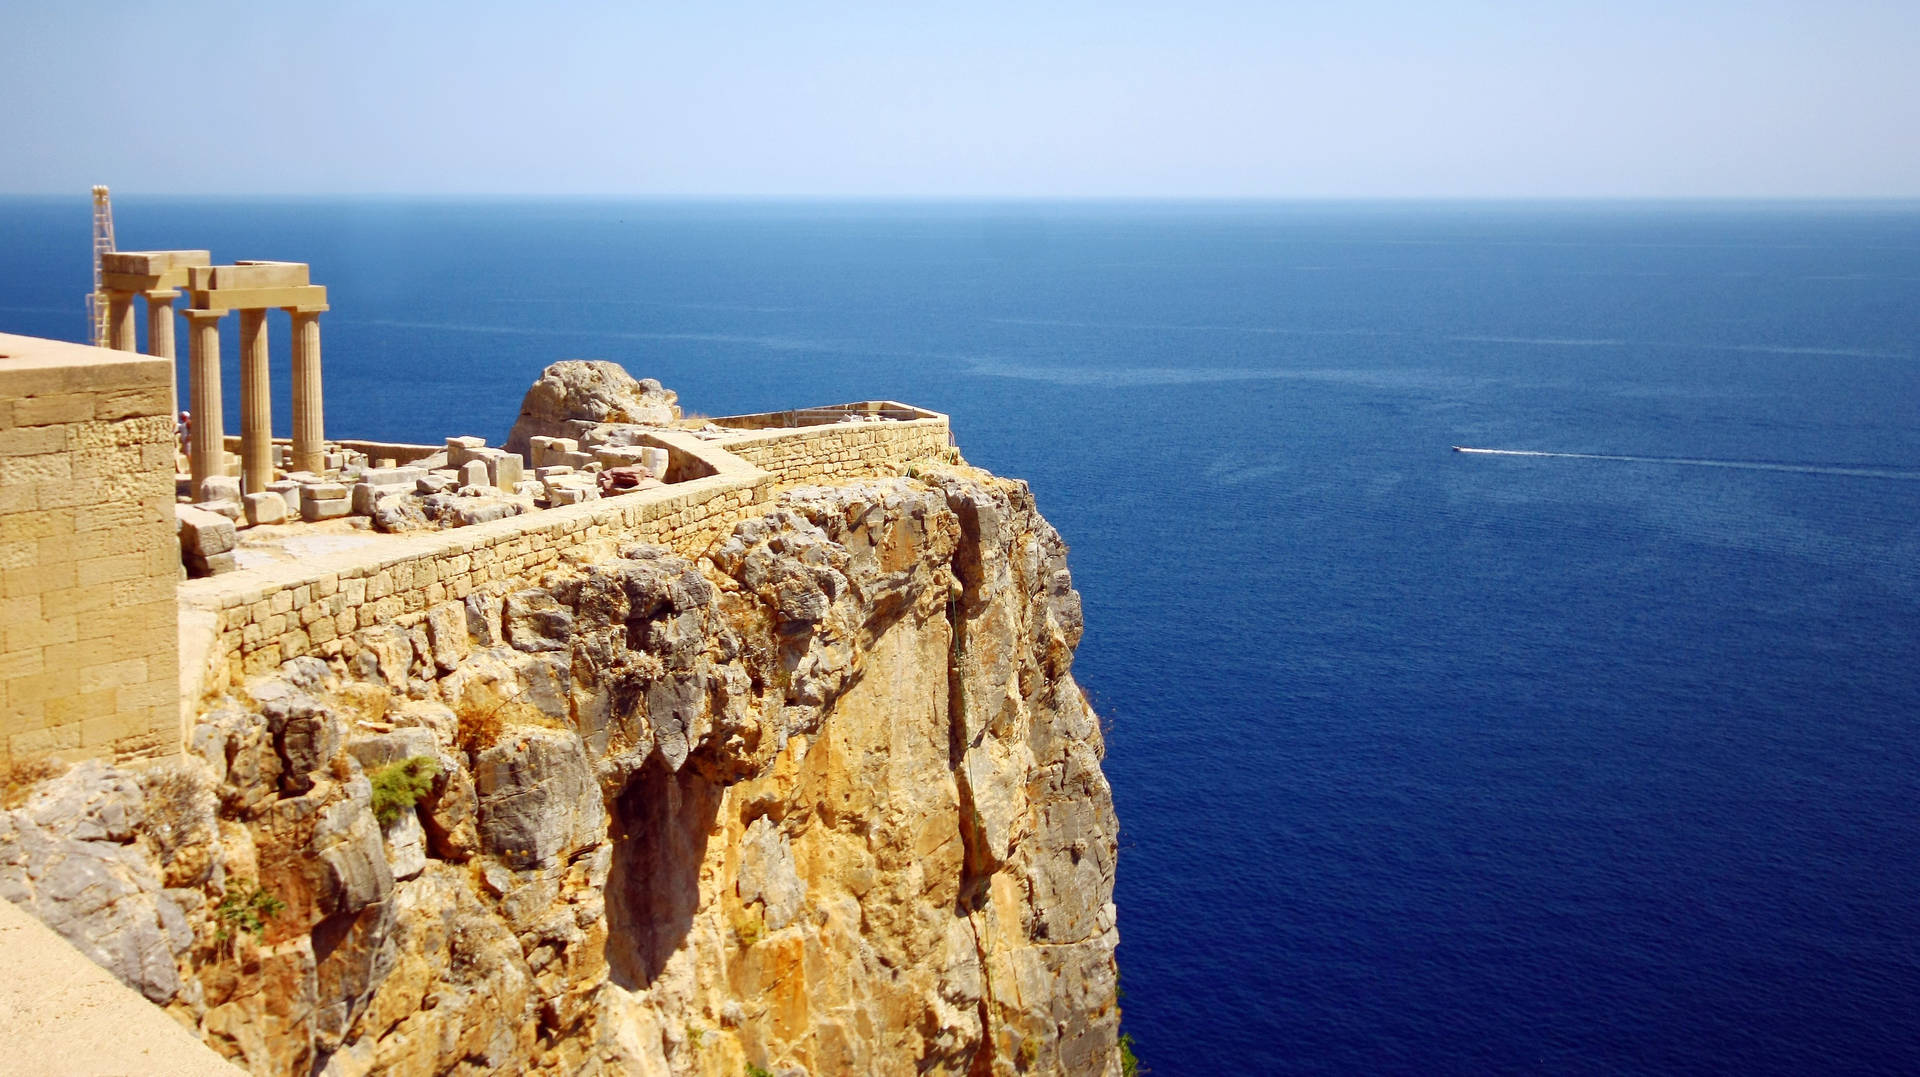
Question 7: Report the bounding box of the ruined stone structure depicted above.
[100,254,330,491]
[0,332,1121,1076]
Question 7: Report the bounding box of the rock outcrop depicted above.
[505,361,682,457]
[1,468,1120,1076]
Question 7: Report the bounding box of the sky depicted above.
[2,0,1916,198]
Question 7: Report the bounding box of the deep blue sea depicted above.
[6,198,1920,1074]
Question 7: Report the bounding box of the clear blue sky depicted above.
[3,0,1915,197]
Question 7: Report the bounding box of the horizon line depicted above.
[5,191,1920,204]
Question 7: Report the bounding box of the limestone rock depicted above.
[5,468,1119,1077]
[0,762,188,1004]
[504,361,681,456]
[503,588,572,653]
[473,728,605,871]
[256,686,345,797]
[369,492,428,533]
[736,816,806,931]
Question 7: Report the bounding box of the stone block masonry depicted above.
[716,416,953,485]
[181,414,954,694]
[0,332,181,778]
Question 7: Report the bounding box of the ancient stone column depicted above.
[185,309,226,488]
[145,290,179,417]
[289,310,325,474]
[107,290,137,351]
[237,309,273,494]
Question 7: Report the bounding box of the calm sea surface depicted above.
[6,199,1920,1074]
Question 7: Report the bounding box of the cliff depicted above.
[0,467,1120,1075]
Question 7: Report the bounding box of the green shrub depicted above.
[369,756,440,825]
[745,1064,774,1077]
[1119,1032,1143,1076]
[215,882,285,943]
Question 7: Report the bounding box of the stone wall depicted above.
[715,417,952,484]
[0,333,180,778]
[181,415,952,695]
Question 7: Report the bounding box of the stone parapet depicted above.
[180,410,951,696]
[712,415,952,484]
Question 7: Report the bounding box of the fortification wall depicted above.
[716,417,951,484]
[181,415,952,694]
[0,333,180,775]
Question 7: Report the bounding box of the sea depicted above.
[5,198,1920,1075]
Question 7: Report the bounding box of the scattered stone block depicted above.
[446,436,487,467]
[534,465,573,480]
[304,499,351,522]
[177,503,239,576]
[194,499,242,523]
[545,484,596,506]
[351,482,380,516]
[552,450,597,470]
[491,452,524,490]
[459,459,489,489]
[597,466,655,496]
[453,499,524,526]
[176,504,236,555]
[267,479,303,513]
[372,493,429,533]
[196,474,241,503]
[594,446,649,469]
[301,482,350,522]
[363,466,426,488]
[528,436,581,469]
[416,474,456,495]
[243,491,288,526]
[640,446,670,476]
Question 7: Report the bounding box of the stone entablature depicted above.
[0,333,180,775]
[180,412,953,699]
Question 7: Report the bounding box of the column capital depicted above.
[143,289,180,303]
[184,307,226,321]
[283,305,331,316]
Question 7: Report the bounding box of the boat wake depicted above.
[1449,446,1920,480]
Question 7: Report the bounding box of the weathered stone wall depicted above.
[716,417,952,484]
[182,417,953,696]
[0,333,180,778]
[184,474,765,690]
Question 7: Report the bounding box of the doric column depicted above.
[107,290,137,351]
[144,290,180,418]
[238,308,273,494]
[289,310,325,474]
[185,309,226,488]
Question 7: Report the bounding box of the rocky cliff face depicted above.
[1,468,1120,1076]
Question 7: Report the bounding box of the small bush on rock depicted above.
[369,756,440,825]
[215,882,285,943]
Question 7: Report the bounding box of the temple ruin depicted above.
[100,252,329,490]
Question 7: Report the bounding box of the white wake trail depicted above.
[1450,447,1920,480]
